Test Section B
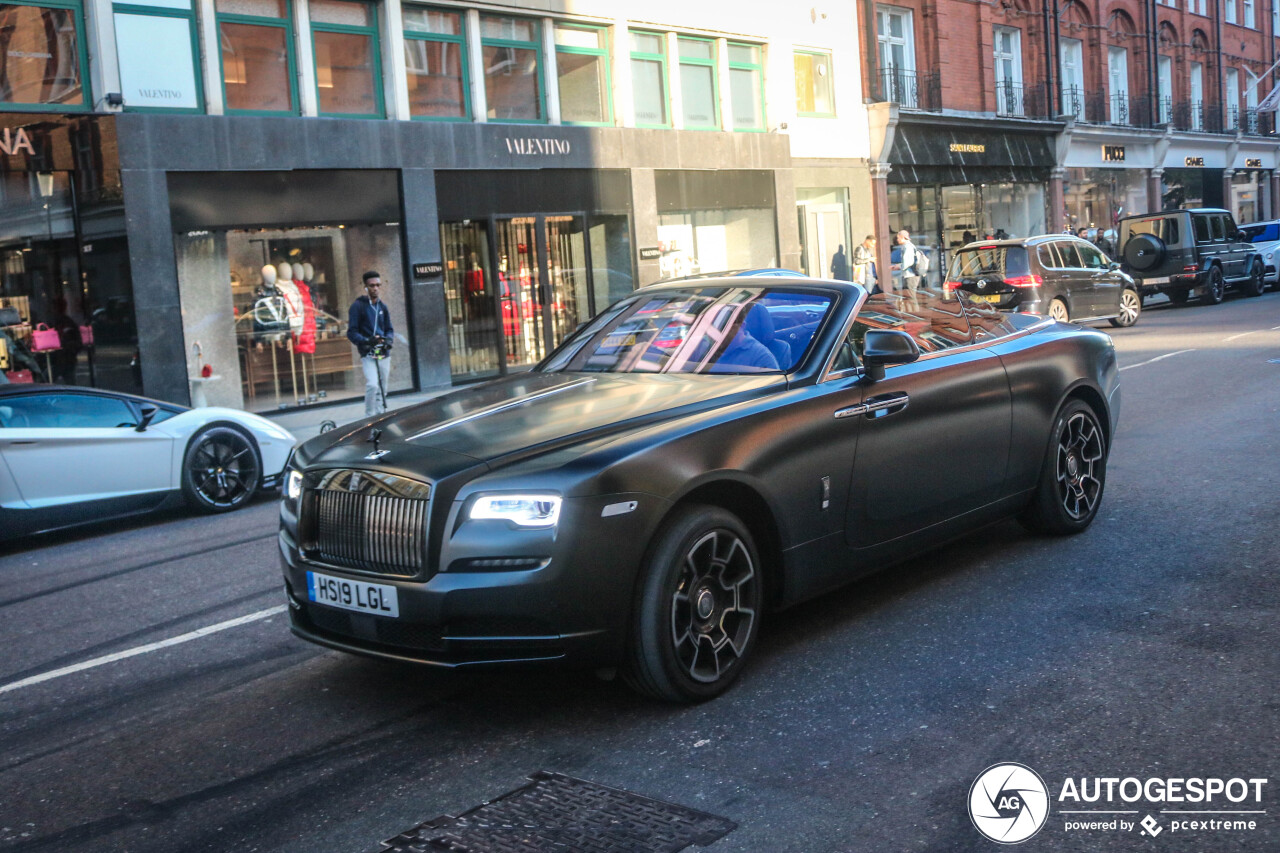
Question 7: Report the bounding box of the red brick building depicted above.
[859,0,1280,283]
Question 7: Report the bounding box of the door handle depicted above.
[864,392,910,418]
[834,404,867,419]
[7,440,38,446]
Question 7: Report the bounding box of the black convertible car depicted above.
[280,280,1119,702]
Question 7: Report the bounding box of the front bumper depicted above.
[279,492,665,668]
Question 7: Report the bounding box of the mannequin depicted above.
[293,260,317,402]
[258,265,283,399]
[274,261,302,404]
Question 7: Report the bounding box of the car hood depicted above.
[307,371,784,471]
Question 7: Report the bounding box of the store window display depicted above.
[175,223,408,412]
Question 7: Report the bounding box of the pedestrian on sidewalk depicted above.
[347,271,394,417]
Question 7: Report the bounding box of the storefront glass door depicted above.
[494,216,549,369]
[545,215,590,346]
[441,221,502,379]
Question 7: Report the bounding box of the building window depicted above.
[629,30,667,127]
[1243,0,1256,26]
[217,0,296,114]
[1059,37,1084,119]
[310,0,381,117]
[993,27,1022,116]
[480,14,542,122]
[728,42,764,130]
[677,36,718,130]
[113,0,201,111]
[0,2,89,110]
[1108,46,1128,124]
[403,6,468,120]
[1225,0,1237,23]
[794,49,834,117]
[1190,61,1203,129]
[1158,55,1173,123]
[1193,0,1206,13]
[875,6,916,106]
[554,23,611,125]
[1225,67,1239,128]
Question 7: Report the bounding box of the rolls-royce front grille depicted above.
[303,469,431,576]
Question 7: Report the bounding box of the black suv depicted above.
[1117,208,1265,305]
[944,235,1141,327]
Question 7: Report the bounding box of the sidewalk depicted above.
[265,386,452,443]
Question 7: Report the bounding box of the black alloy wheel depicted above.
[625,505,762,702]
[1109,288,1142,328]
[1201,266,1225,305]
[182,425,262,513]
[1243,260,1266,298]
[1019,399,1107,535]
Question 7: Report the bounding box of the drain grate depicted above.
[381,771,737,853]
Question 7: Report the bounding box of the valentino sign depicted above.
[0,127,36,157]
[504,137,572,156]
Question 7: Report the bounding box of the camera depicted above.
[369,336,390,358]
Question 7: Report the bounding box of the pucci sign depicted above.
[0,127,35,157]
[503,137,572,156]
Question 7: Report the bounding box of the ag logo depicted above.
[977,279,987,290]
[968,763,1049,844]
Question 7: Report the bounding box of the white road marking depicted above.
[1119,349,1196,372]
[0,605,286,695]
[1224,331,1261,342]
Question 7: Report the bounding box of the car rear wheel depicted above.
[1242,260,1265,297]
[181,424,261,513]
[1047,298,1070,323]
[1109,287,1141,327]
[624,505,762,703]
[1019,399,1107,536]
[1201,267,1225,305]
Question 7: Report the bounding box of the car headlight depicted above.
[469,494,562,528]
[285,469,303,501]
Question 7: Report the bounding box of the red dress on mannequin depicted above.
[293,279,317,354]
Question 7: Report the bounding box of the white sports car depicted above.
[0,384,295,539]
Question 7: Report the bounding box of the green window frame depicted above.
[310,0,384,118]
[794,49,835,117]
[112,0,204,113]
[216,0,299,116]
[628,29,669,128]
[553,23,612,126]
[480,14,545,123]
[727,41,765,131]
[677,35,719,130]
[402,5,469,121]
[0,0,92,112]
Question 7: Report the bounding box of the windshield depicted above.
[947,245,1030,279]
[540,286,836,375]
[1241,223,1280,243]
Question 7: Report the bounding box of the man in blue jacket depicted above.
[347,271,394,416]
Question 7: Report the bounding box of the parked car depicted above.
[0,385,294,539]
[1118,208,1265,304]
[944,235,1142,328]
[1239,219,1280,288]
[280,279,1119,702]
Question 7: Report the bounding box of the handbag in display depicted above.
[31,323,60,352]
[79,324,94,347]
[5,369,33,383]
[252,295,291,337]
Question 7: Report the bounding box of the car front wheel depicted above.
[625,505,762,703]
[1201,267,1225,305]
[1019,399,1107,535]
[1109,288,1142,328]
[181,424,262,513]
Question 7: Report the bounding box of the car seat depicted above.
[744,305,793,369]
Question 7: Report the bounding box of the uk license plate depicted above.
[307,571,399,617]
[1145,276,1170,285]
[970,294,1002,303]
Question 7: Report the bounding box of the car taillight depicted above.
[944,280,962,291]
[1005,274,1043,287]
[1183,264,1198,272]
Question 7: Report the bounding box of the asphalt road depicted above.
[2,291,1278,853]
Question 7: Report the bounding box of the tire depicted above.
[1018,399,1108,536]
[1201,266,1225,305]
[624,505,763,703]
[1108,287,1142,327]
[1242,260,1265,298]
[1047,298,1070,323]
[181,424,262,513]
[1123,234,1165,271]
[1166,288,1190,306]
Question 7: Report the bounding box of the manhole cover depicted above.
[381,771,736,853]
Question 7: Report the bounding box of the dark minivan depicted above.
[944,236,1141,327]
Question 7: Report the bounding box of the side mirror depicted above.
[1108,261,1121,271]
[862,329,920,382]
[136,403,159,432]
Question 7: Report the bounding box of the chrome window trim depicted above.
[818,287,869,382]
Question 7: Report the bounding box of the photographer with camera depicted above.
[347,271,395,417]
